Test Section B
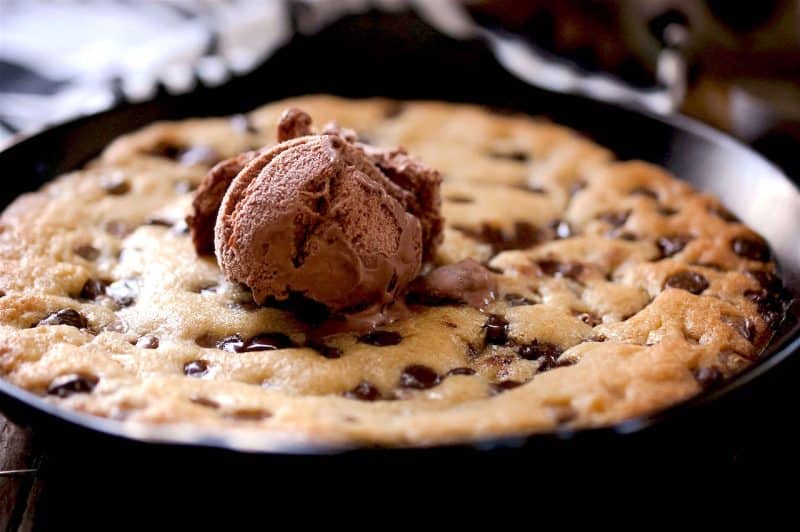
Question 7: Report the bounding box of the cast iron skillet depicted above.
[0,12,799,503]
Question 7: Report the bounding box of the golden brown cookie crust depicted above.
[0,95,786,446]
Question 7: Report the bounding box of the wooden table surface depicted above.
[0,416,42,531]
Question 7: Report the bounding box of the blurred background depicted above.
[2,0,800,165]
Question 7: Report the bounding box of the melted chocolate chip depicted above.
[504,293,535,306]
[658,206,678,216]
[104,220,134,237]
[577,312,601,327]
[189,396,219,409]
[488,150,529,162]
[145,218,173,228]
[629,186,658,199]
[692,366,723,389]
[537,260,583,281]
[399,365,441,390]
[618,232,638,241]
[664,271,709,295]
[446,367,476,377]
[106,279,139,307]
[102,178,130,195]
[518,340,562,362]
[307,342,342,359]
[657,235,692,258]
[598,211,630,228]
[79,278,108,300]
[745,288,788,330]
[455,222,544,253]
[47,373,98,398]
[183,360,209,377]
[720,315,755,343]
[74,245,100,261]
[217,335,245,353]
[136,335,159,349]
[358,330,402,346]
[491,380,522,394]
[732,236,770,262]
[483,314,509,345]
[37,309,88,329]
[240,333,295,352]
[446,194,474,204]
[748,270,782,291]
[344,381,381,401]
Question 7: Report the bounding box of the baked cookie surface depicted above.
[0,95,788,446]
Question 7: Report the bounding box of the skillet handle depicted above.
[414,1,688,115]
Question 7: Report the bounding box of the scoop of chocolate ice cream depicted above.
[188,108,442,314]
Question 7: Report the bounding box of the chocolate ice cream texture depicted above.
[188,108,491,317]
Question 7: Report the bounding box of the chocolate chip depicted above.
[183,359,209,377]
[664,271,709,295]
[79,278,108,300]
[446,367,476,377]
[240,333,295,352]
[598,211,630,228]
[548,219,573,239]
[307,342,342,359]
[189,396,219,409]
[748,270,781,291]
[709,205,738,222]
[720,315,755,343]
[37,309,88,329]
[358,330,402,346]
[504,293,535,306]
[104,220,134,237]
[454,222,544,253]
[106,279,138,307]
[217,335,245,353]
[658,206,678,216]
[230,114,258,134]
[732,236,770,262]
[657,235,692,258]
[692,366,723,389]
[399,365,441,390]
[74,245,100,261]
[145,218,173,228]
[384,101,406,118]
[537,260,583,281]
[630,186,658,199]
[101,177,130,195]
[488,150,529,162]
[136,335,159,349]
[491,380,522,394]
[227,408,271,421]
[446,194,474,204]
[483,314,509,345]
[518,340,562,363]
[745,288,788,330]
[194,333,219,348]
[344,381,381,401]
[618,232,638,241]
[47,373,98,398]
[0,290,5,298]
[577,312,601,327]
